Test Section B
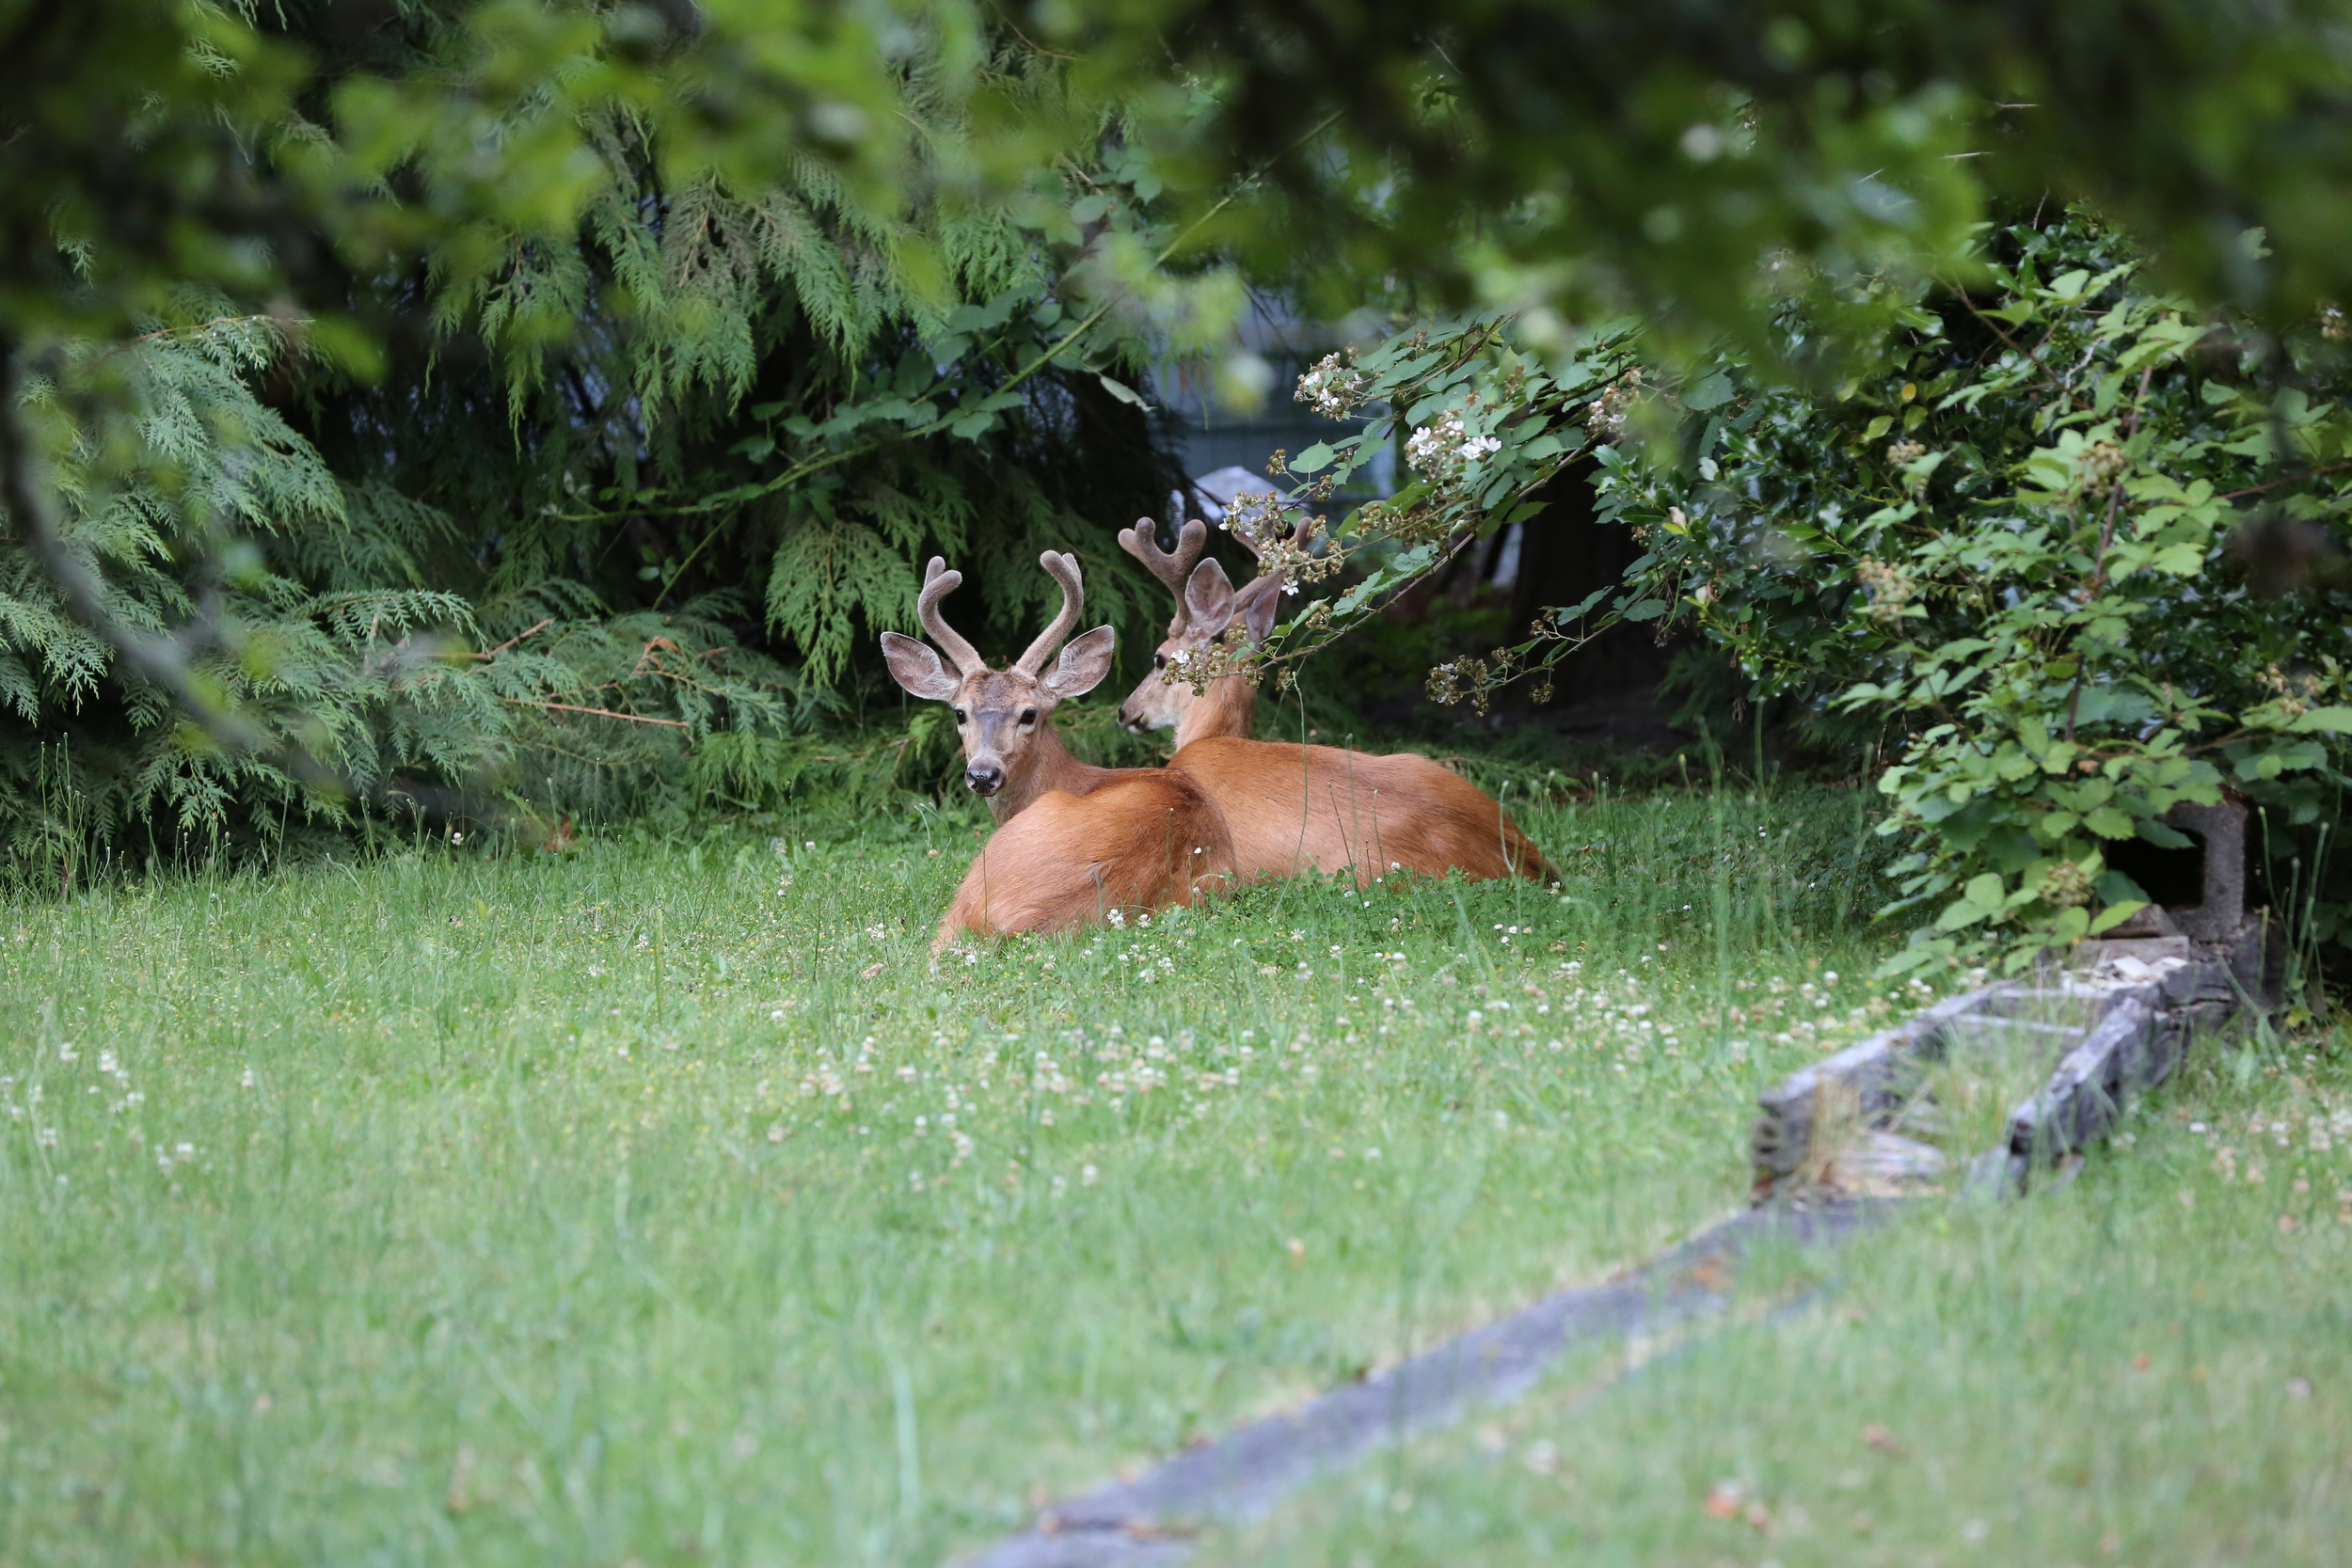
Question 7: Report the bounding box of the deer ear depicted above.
[880,633,961,701]
[1238,580,1282,645]
[1042,626,1116,698]
[1184,559,1235,635]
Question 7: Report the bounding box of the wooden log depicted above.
[2007,999,2152,1163]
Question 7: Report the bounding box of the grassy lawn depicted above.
[1201,1035,2352,1568]
[0,783,1899,1567]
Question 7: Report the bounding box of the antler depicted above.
[1012,550,1086,675]
[1118,516,1208,606]
[916,557,986,675]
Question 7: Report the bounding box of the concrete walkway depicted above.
[961,1197,1885,1568]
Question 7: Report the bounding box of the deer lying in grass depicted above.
[881,551,1235,949]
[1114,515,1547,885]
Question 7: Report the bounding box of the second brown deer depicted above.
[1114,515,1548,886]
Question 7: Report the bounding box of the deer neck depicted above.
[1175,673,1257,748]
[991,723,1120,823]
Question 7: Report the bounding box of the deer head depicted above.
[880,551,1116,802]
[1114,514,1295,735]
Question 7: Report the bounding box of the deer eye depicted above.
[1152,652,1168,670]
[1019,707,1038,724]
[952,708,966,723]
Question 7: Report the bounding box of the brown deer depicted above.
[1114,515,1548,886]
[882,551,1235,948]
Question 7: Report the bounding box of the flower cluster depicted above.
[1295,352,1369,419]
[1883,437,1936,497]
[1227,511,1341,596]
[2078,437,2129,498]
[1853,557,1917,624]
[1405,413,1502,484]
[1423,641,1529,716]
[1585,367,1644,438]
[2040,859,2094,909]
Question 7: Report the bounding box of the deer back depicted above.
[1167,737,1548,885]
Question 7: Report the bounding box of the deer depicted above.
[881,550,1236,950]
[1113,515,1549,886]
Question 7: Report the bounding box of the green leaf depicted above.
[2083,805,2136,838]
[1936,896,1993,931]
[1094,374,1151,409]
[2088,901,2149,935]
[1684,372,1735,411]
[2037,810,2081,841]
[2046,268,2094,301]
[1963,872,2005,909]
[2291,705,2352,734]
[1290,441,1334,473]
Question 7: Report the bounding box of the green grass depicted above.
[0,781,1901,1566]
[1200,1037,2352,1568]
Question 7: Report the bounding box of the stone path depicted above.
[961,1197,1885,1568]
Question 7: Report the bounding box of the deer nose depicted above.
[963,762,1004,796]
[1116,705,1140,731]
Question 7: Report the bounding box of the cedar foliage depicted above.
[2,18,1191,884]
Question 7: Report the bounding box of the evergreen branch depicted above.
[605,110,1348,581]
[2,337,341,798]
